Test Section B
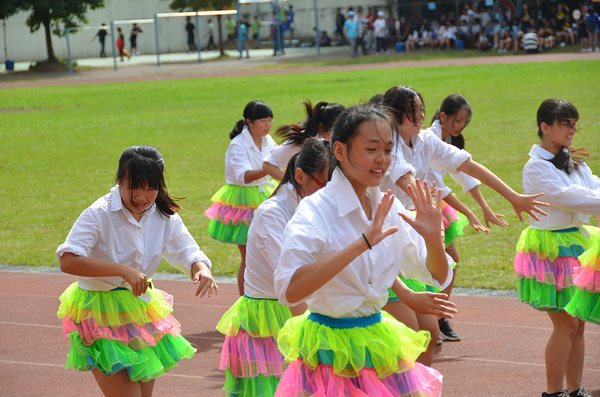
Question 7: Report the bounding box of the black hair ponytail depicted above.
[536,98,587,175]
[230,100,274,139]
[276,100,345,145]
[270,138,330,197]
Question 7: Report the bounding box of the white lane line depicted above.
[0,292,58,298]
[436,355,600,373]
[0,360,63,368]
[0,321,62,329]
[457,321,600,335]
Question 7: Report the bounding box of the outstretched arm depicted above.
[468,186,508,227]
[285,191,399,304]
[390,277,457,319]
[457,158,548,222]
[191,261,218,298]
[263,161,285,181]
[442,193,490,233]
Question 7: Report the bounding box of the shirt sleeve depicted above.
[387,151,415,184]
[55,207,101,261]
[274,201,329,307]
[524,161,600,216]
[226,140,253,185]
[426,132,472,174]
[448,170,481,193]
[254,207,287,274]
[263,141,297,170]
[162,214,212,280]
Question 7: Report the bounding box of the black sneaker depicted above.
[542,389,569,397]
[438,318,461,341]
[570,386,593,397]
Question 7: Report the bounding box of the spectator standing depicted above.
[116,27,130,61]
[366,7,377,51]
[205,19,217,51]
[286,5,297,38]
[585,6,600,52]
[374,11,389,54]
[354,7,369,55]
[185,17,197,53]
[335,8,346,45]
[239,17,250,59]
[344,11,358,57]
[578,12,589,52]
[91,23,109,58]
[130,23,143,56]
[226,15,237,43]
[251,15,261,48]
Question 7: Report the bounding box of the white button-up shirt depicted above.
[263,140,301,171]
[56,186,211,291]
[391,130,472,208]
[245,183,300,299]
[274,168,453,318]
[225,126,278,187]
[524,145,600,234]
[380,149,415,196]
[425,121,481,199]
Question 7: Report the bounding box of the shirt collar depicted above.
[529,144,555,161]
[407,131,425,152]
[242,125,265,153]
[330,168,382,218]
[277,182,301,209]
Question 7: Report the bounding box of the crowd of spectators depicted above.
[330,1,600,55]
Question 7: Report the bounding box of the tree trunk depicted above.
[43,13,57,63]
[217,15,224,57]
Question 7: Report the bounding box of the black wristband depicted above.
[362,233,372,250]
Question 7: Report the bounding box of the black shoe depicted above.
[438,318,461,341]
[570,386,593,397]
[542,389,569,397]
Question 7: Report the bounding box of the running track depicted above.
[1,271,599,396]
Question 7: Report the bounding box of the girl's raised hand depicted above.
[482,206,508,228]
[399,179,443,241]
[510,193,549,222]
[402,291,458,319]
[121,265,148,297]
[465,212,490,234]
[363,190,399,248]
[192,261,219,298]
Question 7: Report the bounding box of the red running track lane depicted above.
[1,271,599,397]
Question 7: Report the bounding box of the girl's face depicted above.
[119,178,159,220]
[296,167,328,198]
[541,119,577,151]
[336,119,394,189]
[397,94,425,140]
[440,108,470,137]
[247,117,273,137]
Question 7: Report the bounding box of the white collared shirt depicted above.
[262,139,300,171]
[55,186,211,291]
[245,183,301,299]
[380,149,416,195]
[524,145,600,233]
[274,168,453,318]
[225,126,279,186]
[392,130,472,208]
[425,121,481,199]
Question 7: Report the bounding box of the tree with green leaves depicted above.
[0,0,106,63]
[167,0,236,57]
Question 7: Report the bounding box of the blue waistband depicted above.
[307,311,382,329]
[552,227,580,233]
[243,294,277,301]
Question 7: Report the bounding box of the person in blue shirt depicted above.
[344,11,358,57]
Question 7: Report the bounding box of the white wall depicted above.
[0,0,388,62]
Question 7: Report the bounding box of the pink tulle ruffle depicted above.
[514,251,577,290]
[275,359,442,397]
[573,266,600,293]
[205,203,253,225]
[441,203,460,230]
[220,329,286,378]
[62,314,182,348]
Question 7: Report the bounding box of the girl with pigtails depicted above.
[263,100,345,180]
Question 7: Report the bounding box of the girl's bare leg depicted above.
[92,369,155,397]
[545,311,583,393]
[237,245,246,296]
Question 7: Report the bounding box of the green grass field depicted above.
[1,59,599,289]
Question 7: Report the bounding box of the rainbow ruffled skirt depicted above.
[57,283,196,382]
[441,201,469,246]
[565,237,600,324]
[514,227,598,312]
[217,295,293,397]
[275,311,443,397]
[206,183,275,245]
